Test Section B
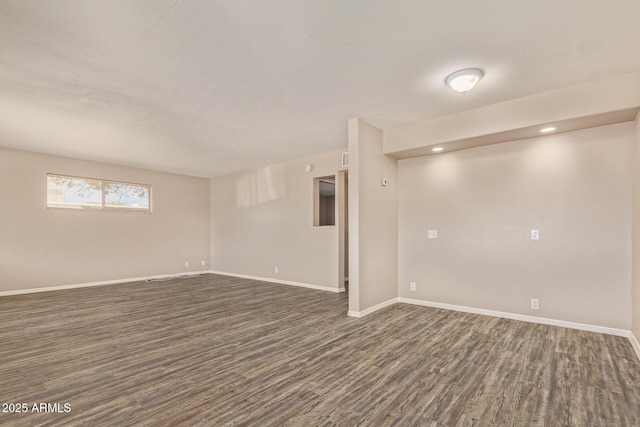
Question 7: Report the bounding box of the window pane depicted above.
[47,175,102,209]
[104,182,150,211]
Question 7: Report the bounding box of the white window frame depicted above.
[46,173,152,213]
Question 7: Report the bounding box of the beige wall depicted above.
[633,113,640,339]
[398,123,633,329]
[0,147,210,292]
[210,150,346,290]
[348,119,398,313]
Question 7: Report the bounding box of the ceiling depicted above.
[1,1,640,178]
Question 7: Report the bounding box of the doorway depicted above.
[337,171,349,290]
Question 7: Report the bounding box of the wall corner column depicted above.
[348,118,399,316]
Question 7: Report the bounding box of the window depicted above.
[47,174,151,213]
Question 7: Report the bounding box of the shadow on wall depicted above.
[236,164,286,208]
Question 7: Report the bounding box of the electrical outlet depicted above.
[531,299,539,310]
[201,260,206,266]
[531,229,540,240]
[410,282,416,291]
[184,261,189,268]
[275,266,279,274]
[428,230,438,239]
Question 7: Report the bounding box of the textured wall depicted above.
[632,113,640,340]
[398,123,633,329]
[348,119,398,313]
[0,147,211,292]
[210,150,346,290]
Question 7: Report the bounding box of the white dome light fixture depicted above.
[446,68,483,94]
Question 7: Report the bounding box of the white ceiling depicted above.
[1,0,640,178]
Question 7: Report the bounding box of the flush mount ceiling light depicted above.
[540,127,557,133]
[445,68,483,94]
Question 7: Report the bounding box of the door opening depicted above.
[337,171,349,290]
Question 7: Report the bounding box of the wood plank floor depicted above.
[1,273,639,426]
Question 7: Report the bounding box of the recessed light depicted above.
[432,147,444,152]
[540,127,556,133]
[445,68,483,94]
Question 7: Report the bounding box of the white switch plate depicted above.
[531,299,539,310]
[531,229,540,240]
[410,282,416,291]
[428,229,438,239]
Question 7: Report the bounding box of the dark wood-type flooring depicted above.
[1,274,639,426]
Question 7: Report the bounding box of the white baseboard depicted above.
[210,270,345,293]
[630,332,640,361]
[397,298,631,338]
[0,270,213,297]
[348,297,398,318]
